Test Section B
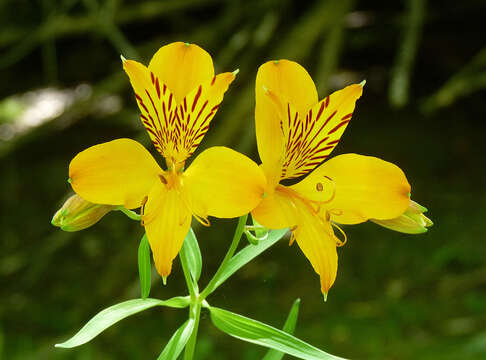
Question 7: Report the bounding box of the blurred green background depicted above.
[1,0,485,359]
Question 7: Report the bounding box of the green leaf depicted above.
[55,297,190,348]
[263,298,301,360]
[209,306,344,360]
[180,228,202,283]
[138,234,151,299]
[157,319,195,360]
[211,228,287,290]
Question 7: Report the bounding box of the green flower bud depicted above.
[51,194,115,232]
[372,200,433,234]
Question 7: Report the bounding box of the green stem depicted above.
[200,214,248,299]
[183,302,201,360]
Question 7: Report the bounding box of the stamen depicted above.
[193,213,211,227]
[159,174,167,184]
[321,176,336,203]
[140,196,148,226]
[331,223,347,247]
[289,225,298,246]
[325,210,331,221]
[306,175,337,209]
[140,195,164,227]
[328,209,343,216]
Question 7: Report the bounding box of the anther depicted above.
[289,232,297,246]
[316,182,324,192]
[140,196,148,226]
[194,213,211,227]
[159,174,167,184]
[332,223,348,247]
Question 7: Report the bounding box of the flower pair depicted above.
[63,42,431,296]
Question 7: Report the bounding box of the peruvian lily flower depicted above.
[251,60,422,297]
[68,42,265,280]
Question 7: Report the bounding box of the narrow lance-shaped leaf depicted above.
[138,234,151,299]
[209,306,345,360]
[180,228,202,282]
[55,297,190,349]
[157,319,195,360]
[263,298,301,360]
[211,228,288,291]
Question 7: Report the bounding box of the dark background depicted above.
[1,0,485,359]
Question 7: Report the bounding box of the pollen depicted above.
[316,182,324,192]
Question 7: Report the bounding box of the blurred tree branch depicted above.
[389,0,426,108]
[422,46,486,113]
[0,0,219,68]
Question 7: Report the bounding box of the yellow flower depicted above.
[251,60,413,297]
[51,194,115,232]
[68,42,265,280]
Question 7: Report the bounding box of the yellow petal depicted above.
[255,60,317,183]
[148,42,214,103]
[293,206,338,296]
[280,83,364,178]
[257,60,318,116]
[69,139,161,209]
[168,72,235,164]
[123,53,234,167]
[183,146,266,218]
[122,58,173,157]
[251,185,299,229]
[291,153,411,224]
[144,183,192,278]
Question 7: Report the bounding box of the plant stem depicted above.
[183,302,201,360]
[180,236,201,360]
[180,246,198,300]
[199,214,248,299]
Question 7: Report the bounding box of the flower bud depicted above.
[51,194,115,232]
[371,200,433,234]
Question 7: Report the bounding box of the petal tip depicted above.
[360,79,366,87]
[232,68,240,76]
[162,276,167,285]
[120,54,127,63]
[322,292,328,302]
